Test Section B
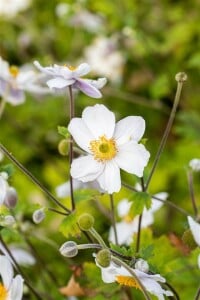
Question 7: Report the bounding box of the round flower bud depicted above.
[32,208,46,224]
[135,259,149,273]
[59,241,78,257]
[2,215,16,227]
[58,139,69,156]
[96,249,111,268]
[4,187,18,208]
[78,213,94,231]
[175,72,187,82]
[182,229,197,249]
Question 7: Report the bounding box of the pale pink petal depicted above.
[70,155,104,182]
[97,160,121,194]
[82,104,115,139]
[0,255,13,288]
[115,141,150,177]
[75,79,102,98]
[47,77,74,89]
[68,118,94,152]
[114,116,145,145]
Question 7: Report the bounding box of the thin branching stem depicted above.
[0,98,6,119]
[110,194,118,245]
[136,177,145,253]
[195,286,200,300]
[187,170,198,216]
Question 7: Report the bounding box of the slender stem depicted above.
[135,177,145,253]
[195,286,200,300]
[187,170,198,216]
[112,256,152,300]
[0,235,43,300]
[0,98,6,119]
[89,227,108,248]
[164,282,180,300]
[110,194,118,245]
[145,73,187,190]
[48,207,69,216]
[68,85,75,211]
[0,143,70,213]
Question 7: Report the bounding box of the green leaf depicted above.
[57,126,70,138]
[0,164,15,176]
[59,212,81,238]
[110,243,133,257]
[139,244,154,260]
[129,192,151,217]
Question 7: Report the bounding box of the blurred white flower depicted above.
[0,172,17,207]
[109,191,168,245]
[0,0,31,18]
[187,216,200,268]
[55,3,70,18]
[0,255,24,300]
[0,244,36,266]
[189,158,200,172]
[32,207,46,224]
[84,36,125,83]
[68,104,150,194]
[69,10,103,32]
[0,57,50,106]
[95,260,173,300]
[34,61,106,98]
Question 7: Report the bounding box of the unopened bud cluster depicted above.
[59,241,78,257]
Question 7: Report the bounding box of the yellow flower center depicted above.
[89,135,117,162]
[9,66,19,78]
[123,215,133,223]
[115,275,141,289]
[0,283,8,300]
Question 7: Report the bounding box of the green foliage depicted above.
[57,126,70,139]
[129,192,151,217]
[59,212,81,239]
[0,164,15,176]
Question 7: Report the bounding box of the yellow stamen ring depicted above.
[9,66,19,78]
[115,275,141,289]
[0,283,8,300]
[89,135,117,162]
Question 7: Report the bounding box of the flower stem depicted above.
[111,256,152,300]
[110,194,118,245]
[145,73,187,190]
[48,207,69,216]
[89,227,108,248]
[0,143,70,213]
[187,170,198,217]
[195,285,200,300]
[68,85,75,211]
[0,98,6,119]
[136,177,145,253]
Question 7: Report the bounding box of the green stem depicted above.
[145,73,187,190]
[195,286,200,300]
[110,194,118,245]
[187,170,198,216]
[0,98,6,119]
[0,143,71,213]
[89,227,108,248]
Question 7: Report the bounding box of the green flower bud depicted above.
[96,249,111,268]
[78,213,94,231]
[59,241,78,257]
[182,229,197,249]
[175,72,187,82]
[58,139,69,156]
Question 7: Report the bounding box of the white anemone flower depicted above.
[68,104,150,194]
[187,216,200,269]
[0,173,17,208]
[189,158,200,172]
[0,175,7,205]
[34,61,107,98]
[0,255,23,300]
[96,261,173,300]
[109,192,168,245]
[0,57,50,105]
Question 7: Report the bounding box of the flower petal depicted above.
[70,155,104,182]
[97,160,121,194]
[68,118,94,152]
[0,255,13,288]
[115,141,150,177]
[109,222,133,245]
[0,176,7,204]
[47,77,74,89]
[114,116,145,145]
[150,192,168,212]
[188,216,200,246]
[84,78,107,89]
[117,199,131,217]
[82,104,116,139]
[75,63,91,77]
[74,79,102,98]
[33,61,56,75]
[9,275,24,300]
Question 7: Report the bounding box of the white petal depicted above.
[188,216,200,246]
[115,141,150,177]
[33,61,56,75]
[97,160,121,194]
[133,211,154,228]
[117,199,131,217]
[0,255,13,288]
[56,180,84,197]
[47,77,74,89]
[109,222,133,245]
[70,155,104,182]
[114,116,145,145]
[0,176,7,204]
[84,77,107,89]
[198,254,200,269]
[75,63,91,77]
[9,275,24,300]
[9,248,36,266]
[150,192,168,212]
[82,104,115,139]
[68,118,94,152]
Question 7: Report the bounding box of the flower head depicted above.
[187,216,200,246]
[189,158,200,172]
[0,173,17,208]
[34,61,107,98]
[68,104,150,194]
[95,260,173,300]
[0,255,23,300]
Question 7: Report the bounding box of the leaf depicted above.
[0,164,15,176]
[139,244,154,260]
[57,126,70,138]
[129,192,151,217]
[59,212,81,238]
[110,243,133,257]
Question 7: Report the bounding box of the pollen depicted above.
[9,66,19,78]
[89,135,117,162]
[0,283,8,300]
[68,65,77,71]
[123,215,133,223]
[115,275,141,289]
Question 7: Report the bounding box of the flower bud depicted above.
[2,215,16,227]
[182,229,197,249]
[4,187,18,208]
[96,249,111,268]
[32,208,46,224]
[175,72,187,82]
[58,139,69,156]
[135,259,149,273]
[59,241,78,257]
[78,213,94,231]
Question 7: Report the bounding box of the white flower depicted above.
[0,255,24,300]
[189,158,200,172]
[68,104,150,194]
[34,61,107,98]
[0,57,50,105]
[0,173,17,207]
[109,191,168,245]
[96,260,173,300]
[0,175,7,205]
[68,10,103,33]
[187,216,200,246]
[0,0,31,18]
[0,244,35,266]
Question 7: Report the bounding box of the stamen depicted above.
[9,66,19,78]
[68,65,77,71]
[115,275,141,289]
[0,283,8,300]
[123,215,133,223]
[89,135,117,162]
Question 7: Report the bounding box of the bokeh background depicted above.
[0,0,200,299]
